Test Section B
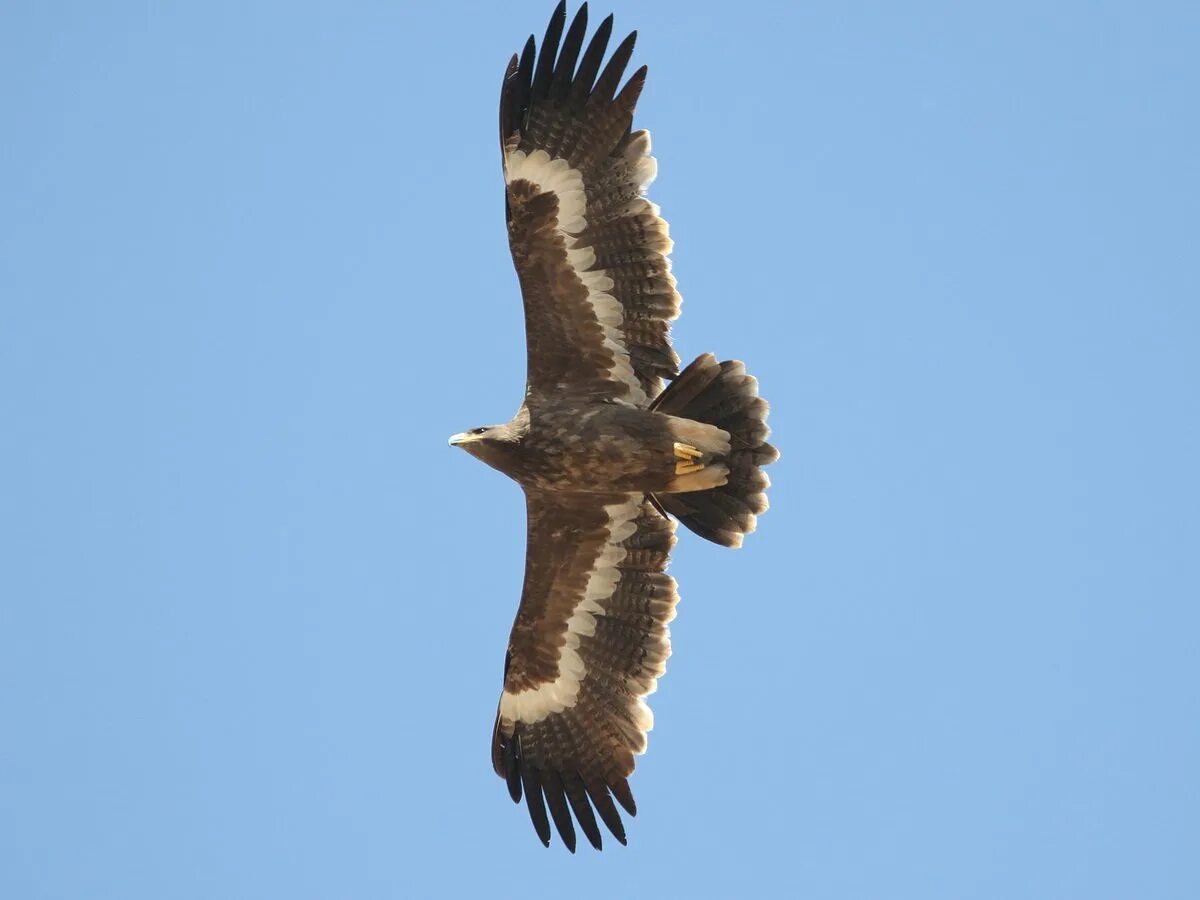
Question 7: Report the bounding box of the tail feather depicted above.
[652,353,778,547]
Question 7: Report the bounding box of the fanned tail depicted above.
[651,353,779,547]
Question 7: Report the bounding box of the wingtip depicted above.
[611,778,637,817]
[545,0,568,32]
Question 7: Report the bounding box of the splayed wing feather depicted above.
[565,774,604,850]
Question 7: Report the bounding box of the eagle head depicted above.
[448,423,521,474]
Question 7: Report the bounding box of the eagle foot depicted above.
[674,442,705,475]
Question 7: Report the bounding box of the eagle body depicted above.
[448,3,779,852]
[453,400,727,494]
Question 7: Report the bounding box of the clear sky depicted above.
[3,1,1198,897]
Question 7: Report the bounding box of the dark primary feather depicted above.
[503,728,522,803]
[611,776,637,817]
[549,4,587,100]
[585,779,627,845]
[541,769,577,853]
[590,30,638,105]
[572,13,613,102]
[565,775,603,850]
[497,37,536,147]
[530,1,565,102]
[520,761,552,847]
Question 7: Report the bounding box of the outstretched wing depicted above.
[500,2,682,406]
[492,490,679,850]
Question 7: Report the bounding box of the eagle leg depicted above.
[673,442,706,476]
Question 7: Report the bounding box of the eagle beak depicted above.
[448,432,469,447]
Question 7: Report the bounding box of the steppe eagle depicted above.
[449,2,779,851]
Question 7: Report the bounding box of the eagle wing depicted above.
[492,489,679,850]
[500,3,682,406]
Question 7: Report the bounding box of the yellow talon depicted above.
[674,443,706,475]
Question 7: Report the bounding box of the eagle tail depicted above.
[650,353,779,548]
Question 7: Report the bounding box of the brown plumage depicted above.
[449,2,779,851]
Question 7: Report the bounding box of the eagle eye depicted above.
[472,427,488,436]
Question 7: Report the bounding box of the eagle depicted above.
[449,2,779,851]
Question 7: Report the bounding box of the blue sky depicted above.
[3,1,1198,897]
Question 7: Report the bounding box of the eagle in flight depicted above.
[449,2,778,851]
